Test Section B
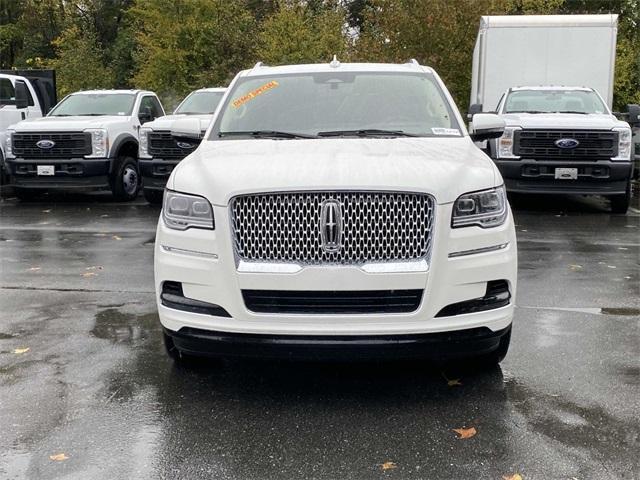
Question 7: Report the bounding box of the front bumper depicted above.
[6,157,112,189]
[165,325,512,360]
[155,201,518,356]
[496,159,632,195]
[140,158,180,191]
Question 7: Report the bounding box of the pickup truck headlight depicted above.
[452,186,508,228]
[612,127,632,161]
[85,128,108,158]
[4,129,14,159]
[496,127,521,159]
[139,127,152,159]
[162,190,214,230]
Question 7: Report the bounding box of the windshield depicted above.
[503,90,607,114]
[174,91,225,115]
[212,71,461,139]
[49,93,135,116]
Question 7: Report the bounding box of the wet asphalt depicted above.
[0,191,638,480]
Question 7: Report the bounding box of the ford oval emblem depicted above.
[176,141,195,150]
[36,139,55,149]
[554,138,580,149]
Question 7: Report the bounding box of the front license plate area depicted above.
[555,168,578,180]
[37,165,55,176]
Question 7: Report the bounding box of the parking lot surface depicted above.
[0,192,638,480]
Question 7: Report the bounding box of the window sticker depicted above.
[232,80,279,108]
[431,128,461,136]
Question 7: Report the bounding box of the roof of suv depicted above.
[194,87,227,92]
[510,86,594,92]
[242,61,434,77]
[71,89,155,95]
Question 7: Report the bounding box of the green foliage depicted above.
[49,24,115,97]
[130,0,256,104]
[257,1,348,65]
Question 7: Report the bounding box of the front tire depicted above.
[143,188,164,205]
[111,156,140,201]
[610,181,631,214]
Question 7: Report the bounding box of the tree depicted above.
[49,24,115,97]
[257,1,348,65]
[130,0,256,105]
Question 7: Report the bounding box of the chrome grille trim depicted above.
[230,191,435,266]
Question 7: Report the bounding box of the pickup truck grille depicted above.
[514,130,617,160]
[231,191,435,265]
[12,132,91,158]
[148,131,200,160]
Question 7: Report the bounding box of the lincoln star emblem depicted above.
[320,199,343,253]
[554,138,580,149]
[176,141,196,149]
[36,139,55,149]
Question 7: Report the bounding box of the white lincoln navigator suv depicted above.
[155,61,518,365]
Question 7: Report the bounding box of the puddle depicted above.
[91,309,157,344]
[520,306,640,316]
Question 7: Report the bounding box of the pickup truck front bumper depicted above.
[495,159,632,195]
[140,158,179,191]
[6,157,112,189]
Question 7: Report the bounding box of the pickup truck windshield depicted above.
[213,72,460,138]
[504,90,607,114]
[49,93,135,116]
[174,91,224,115]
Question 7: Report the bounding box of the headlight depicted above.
[612,127,632,161]
[139,127,152,159]
[497,127,521,159]
[162,190,214,230]
[85,128,108,158]
[4,130,14,158]
[452,186,508,228]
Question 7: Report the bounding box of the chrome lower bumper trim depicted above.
[448,243,509,258]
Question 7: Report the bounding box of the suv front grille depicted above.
[148,131,200,160]
[243,289,424,314]
[13,132,91,158]
[514,130,617,160]
[231,191,435,265]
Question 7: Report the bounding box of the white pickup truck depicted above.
[139,87,226,204]
[0,71,57,190]
[4,89,165,201]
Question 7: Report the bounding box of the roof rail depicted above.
[406,59,420,66]
[253,61,264,69]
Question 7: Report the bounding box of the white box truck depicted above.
[470,14,639,213]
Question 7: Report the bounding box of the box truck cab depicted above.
[469,14,639,213]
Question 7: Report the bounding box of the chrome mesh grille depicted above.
[230,191,435,265]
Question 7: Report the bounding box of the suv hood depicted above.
[171,137,500,205]
[11,115,131,131]
[501,113,628,130]
[145,114,213,132]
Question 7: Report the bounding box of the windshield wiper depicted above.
[555,111,589,115]
[317,129,419,137]
[219,130,318,139]
[507,110,547,114]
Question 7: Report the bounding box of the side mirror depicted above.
[15,82,29,109]
[467,103,483,120]
[139,106,154,124]
[171,117,202,146]
[627,104,640,127]
[470,113,505,142]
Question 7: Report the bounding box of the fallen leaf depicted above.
[42,209,51,213]
[27,267,41,272]
[447,379,462,387]
[85,266,103,271]
[502,474,523,480]
[49,453,68,461]
[82,272,97,278]
[607,265,616,269]
[568,264,582,271]
[453,427,476,439]
[112,235,122,241]
[380,461,397,471]
[13,347,30,354]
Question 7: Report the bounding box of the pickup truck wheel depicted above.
[610,181,631,214]
[111,156,140,201]
[143,188,164,205]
